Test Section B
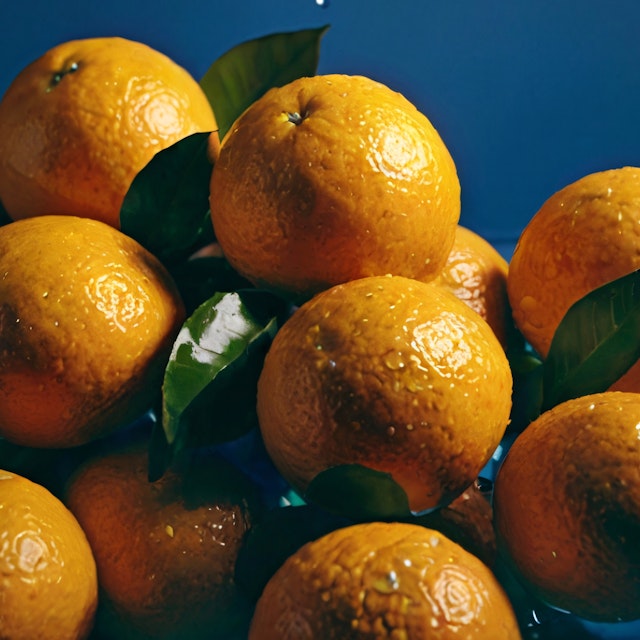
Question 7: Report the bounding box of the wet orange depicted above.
[493,391,640,622]
[257,275,513,513]
[418,480,497,568]
[0,37,217,228]
[65,445,262,639]
[433,225,512,349]
[507,166,640,390]
[0,469,98,640]
[248,521,521,639]
[210,73,460,301]
[0,215,185,448]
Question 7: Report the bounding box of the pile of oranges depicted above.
[0,30,638,640]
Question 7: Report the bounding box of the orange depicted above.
[0,469,98,640]
[210,73,460,301]
[507,166,640,390]
[418,480,497,568]
[493,391,640,622]
[257,275,513,513]
[0,215,185,448]
[432,224,512,349]
[65,444,262,639]
[248,521,522,639]
[0,36,217,228]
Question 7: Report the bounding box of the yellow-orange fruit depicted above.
[0,37,217,228]
[507,166,640,390]
[0,469,98,639]
[248,521,521,639]
[257,275,513,513]
[433,225,512,349]
[210,73,460,300]
[494,391,640,621]
[0,215,185,448]
[65,446,262,639]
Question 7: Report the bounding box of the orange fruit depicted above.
[0,469,98,640]
[432,225,512,349]
[210,73,460,301]
[248,521,522,639]
[507,166,640,390]
[65,445,262,639]
[418,480,497,568]
[493,391,640,622]
[0,215,185,448]
[257,275,513,513]
[0,36,217,228]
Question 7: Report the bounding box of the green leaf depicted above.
[542,269,640,410]
[0,200,12,228]
[150,289,289,480]
[305,464,413,521]
[120,132,215,265]
[508,349,544,433]
[200,26,329,140]
[170,255,253,316]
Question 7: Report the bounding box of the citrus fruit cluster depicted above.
[0,28,638,640]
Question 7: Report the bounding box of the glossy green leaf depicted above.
[149,289,288,479]
[200,26,329,140]
[542,269,640,410]
[305,464,412,521]
[120,132,215,265]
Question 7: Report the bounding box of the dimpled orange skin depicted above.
[248,521,522,639]
[432,225,511,350]
[210,74,460,301]
[418,481,497,569]
[65,447,262,639]
[507,166,640,390]
[493,391,640,622]
[0,215,185,448]
[0,37,217,228]
[0,469,98,640]
[257,275,513,513]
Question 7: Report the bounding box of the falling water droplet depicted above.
[315,0,330,7]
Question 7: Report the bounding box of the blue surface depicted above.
[3,1,640,259]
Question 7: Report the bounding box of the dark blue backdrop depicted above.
[2,1,640,258]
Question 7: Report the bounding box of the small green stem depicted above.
[287,111,307,125]
[47,61,79,92]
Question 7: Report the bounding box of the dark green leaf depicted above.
[169,255,253,316]
[200,26,329,140]
[305,463,412,521]
[150,289,288,479]
[0,200,11,227]
[120,132,215,265]
[542,269,640,410]
[508,349,544,432]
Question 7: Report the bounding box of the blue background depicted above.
[2,0,640,259]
